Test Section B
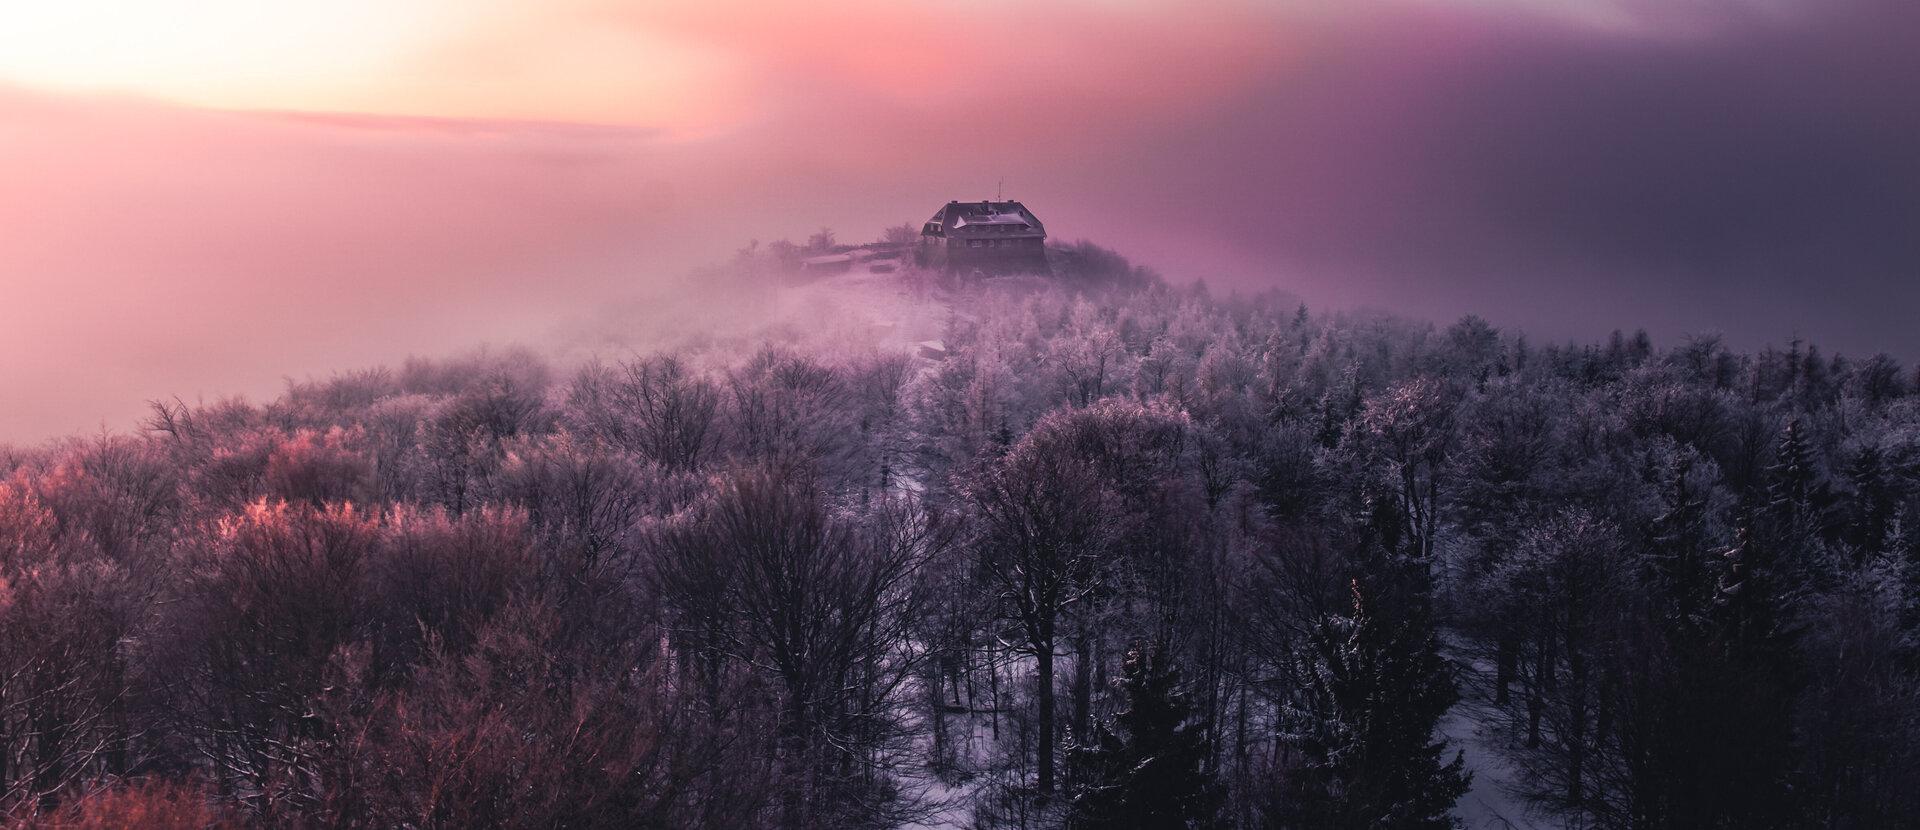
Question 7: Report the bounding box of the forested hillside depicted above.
[3,257,1918,828]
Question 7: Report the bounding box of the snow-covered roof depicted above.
[923,200,1046,237]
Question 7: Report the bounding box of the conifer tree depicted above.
[1842,442,1900,560]
[1646,452,1716,623]
[1263,581,1470,830]
[1680,521,1807,828]
[1069,643,1223,830]
[1760,417,1834,587]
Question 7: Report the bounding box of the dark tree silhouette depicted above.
[1069,642,1224,830]
[1262,579,1469,830]
[653,463,935,828]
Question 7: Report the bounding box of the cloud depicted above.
[3,0,1917,441]
[1008,0,1920,355]
[0,88,692,440]
[1435,0,1920,350]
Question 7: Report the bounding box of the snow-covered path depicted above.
[1443,642,1557,829]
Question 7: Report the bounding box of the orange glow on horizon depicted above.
[0,0,1298,135]
[0,2,443,103]
[0,0,749,132]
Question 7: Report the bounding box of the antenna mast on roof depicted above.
[997,177,1004,201]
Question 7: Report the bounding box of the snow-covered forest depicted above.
[3,241,1918,829]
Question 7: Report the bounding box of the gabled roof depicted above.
[923,200,1046,237]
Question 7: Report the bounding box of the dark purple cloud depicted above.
[1091,0,1920,356]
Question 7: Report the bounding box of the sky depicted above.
[2,0,1916,441]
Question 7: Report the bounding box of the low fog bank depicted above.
[13,205,1912,459]
[4,187,1910,451]
[10,0,1920,444]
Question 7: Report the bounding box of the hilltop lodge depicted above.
[920,200,1050,276]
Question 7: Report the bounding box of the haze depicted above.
[3,0,1916,442]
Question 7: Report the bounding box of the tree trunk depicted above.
[1,689,10,793]
[929,661,950,773]
[34,709,67,809]
[1496,632,1517,705]
[1072,626,1093,759]
[1037,644,1057,795]
[989,645,1002,740]
[782,687,812,830]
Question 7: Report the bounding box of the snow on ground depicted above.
[892,673,1006,830]
[772,264,950,354]
[1443,642,1559,829]
[894,726,988,830]
[1442,701,1551,829]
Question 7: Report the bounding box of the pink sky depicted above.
[0,0,1297,441]
[3,0,1916,441]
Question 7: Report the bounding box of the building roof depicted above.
[922,200,1046,237]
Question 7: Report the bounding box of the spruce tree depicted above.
[1646,453,1716,623]
[1843,442,1899,560]
[1264,582,1470,830]
[1760,417,1835,586]
[1068,643,1223,830]
[1682,521,1806,828]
